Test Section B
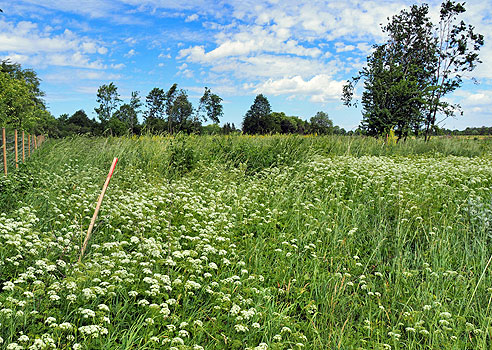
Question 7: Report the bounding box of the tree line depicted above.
[51,87,347,137]
[241,94,346,135]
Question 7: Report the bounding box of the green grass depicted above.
[1,135,491,349]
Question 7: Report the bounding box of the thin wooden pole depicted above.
[15,129,18,169]
[34,135,37,150]
[22,131,25,162]
[28,134,31,157]
[2,128,6,176]
[78,157,119,263]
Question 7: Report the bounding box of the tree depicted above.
[343,1,483,141]
[0,70,35,129]
[165,84,179,134]
[198,87,223,124]
[423,1,484,140]
[169,90,196,133]
[94,82,121,124]
[242,94,272,134]
[1,60,47,131]
[343,4,434,140]
[310,111,334,135]
[202,123,222,135]
[115,91,141,134]
[144,88,166,131]
[67,110,92,128]
[1,59,45,109]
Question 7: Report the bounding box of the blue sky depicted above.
[1,0,491,130]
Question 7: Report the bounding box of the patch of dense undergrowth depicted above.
[1,135,491,349]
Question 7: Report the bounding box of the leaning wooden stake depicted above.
[78,157,119,263]
[15,130,18,169]
[2,128,6,176]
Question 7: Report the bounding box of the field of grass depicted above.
[1,134,492,349]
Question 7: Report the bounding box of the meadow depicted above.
[1,135,491,349]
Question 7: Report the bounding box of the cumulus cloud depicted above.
[254,74,345,103]
[454,90,492,107]
[124,49,136,57]
[0,19,107,69]
[185,14,198,22]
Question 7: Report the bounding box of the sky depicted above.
[0,0,491,130]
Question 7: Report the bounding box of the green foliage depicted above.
[202,123,222,135]
[310,111,334,135]
[0,60,48,130]
[144,87,166,128]
[94,82,121,123]
[198,87,223,124]
[167,134,197,176]
[114,92,141,134]
[242,94,273,134]
[169,90,196,134]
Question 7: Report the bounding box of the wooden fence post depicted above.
[28,134,31,157]
[2,127,6,176]
[22,131,25,162]
[34,135,37,150]
[15,129,18,169]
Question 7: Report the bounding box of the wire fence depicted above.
[1,127,45,176]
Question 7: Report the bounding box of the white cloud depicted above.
[179,69,194,78]
[254,74,345,103]
[48,52,105,69]
[0,19,107,69]
[111,63,126,69]
[124,49,136,57]
[454,90,492,106]
[335,42,355,53]
[185,14,198,22]
[124,37,138,45]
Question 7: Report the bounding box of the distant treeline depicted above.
[44,108,350,138]
[437,126,492,136]
[44,82,350,137]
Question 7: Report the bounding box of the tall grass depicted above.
[28,134,492,176]
[0,135,491,349]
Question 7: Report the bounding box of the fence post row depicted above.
[1,128,44,177]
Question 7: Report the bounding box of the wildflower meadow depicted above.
[1,135,491,349]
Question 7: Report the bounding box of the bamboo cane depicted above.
[15,129,18,169]
[22,131,25,162]
[78,157,119,263]
[2,128,6,176]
